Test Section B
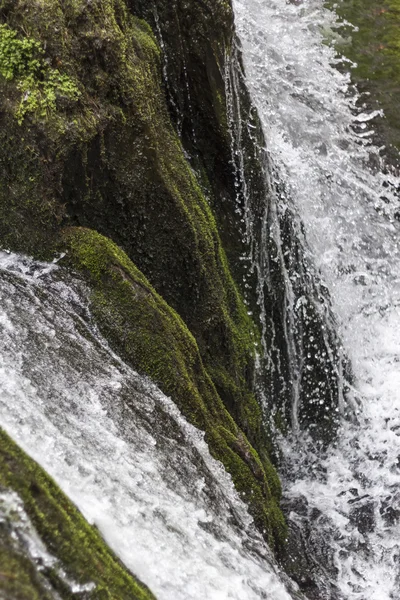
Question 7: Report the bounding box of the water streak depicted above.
[225,33,346,440]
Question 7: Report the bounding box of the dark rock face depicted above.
[380,492,400,526]
[125,0,253,314]
[349,497,375,534]
[280,496,342,600]
[128,0,234,198]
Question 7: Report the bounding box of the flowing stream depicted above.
[233,0,400,598]
[0,253,294,600]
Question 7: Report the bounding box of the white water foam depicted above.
[0,253,293,600]
[233,0,400,597]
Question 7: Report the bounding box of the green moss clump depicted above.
[0,23,42,81]
[62,226,287,551]
[0,429,155,600]
[0,23,80,124]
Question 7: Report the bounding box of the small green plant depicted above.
[0,24,80,123]
[0,23,43,80]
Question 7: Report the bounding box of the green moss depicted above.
[328,0,400,160]
[0,23,42,80]
[0,23,80,124]
[0,541,56,600]
[16,68,80,125]
[62,226,287,551]
[0,429,155,600]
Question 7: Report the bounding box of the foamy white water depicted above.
[0,253,293,600]
[233,0,400,598]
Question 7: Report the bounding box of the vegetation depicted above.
[0,23,80,123]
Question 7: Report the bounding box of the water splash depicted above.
[233,0,400,597]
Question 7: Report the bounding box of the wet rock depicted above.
[281,494,310,517]
[349,497,375,534]
[348,492,369,505]
[380,494,400,526]
[280,498,341,599]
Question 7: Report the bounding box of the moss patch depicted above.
[0,429,155,600]
[0,23,80,124]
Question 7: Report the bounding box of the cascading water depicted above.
[225,37,349,444]
[0,253,295,600]
[233,0,400,598]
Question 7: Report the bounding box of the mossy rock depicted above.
[62,226,287,551]
[0,0,263,451]
[129,0,234,180]
[0,0,287,552]
[0,428,155,600]
[129,0,259,292]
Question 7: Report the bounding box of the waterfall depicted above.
[0,252,294,600]
[225,36,349,441]
[233,0,400,597]
[2,0,400,597]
